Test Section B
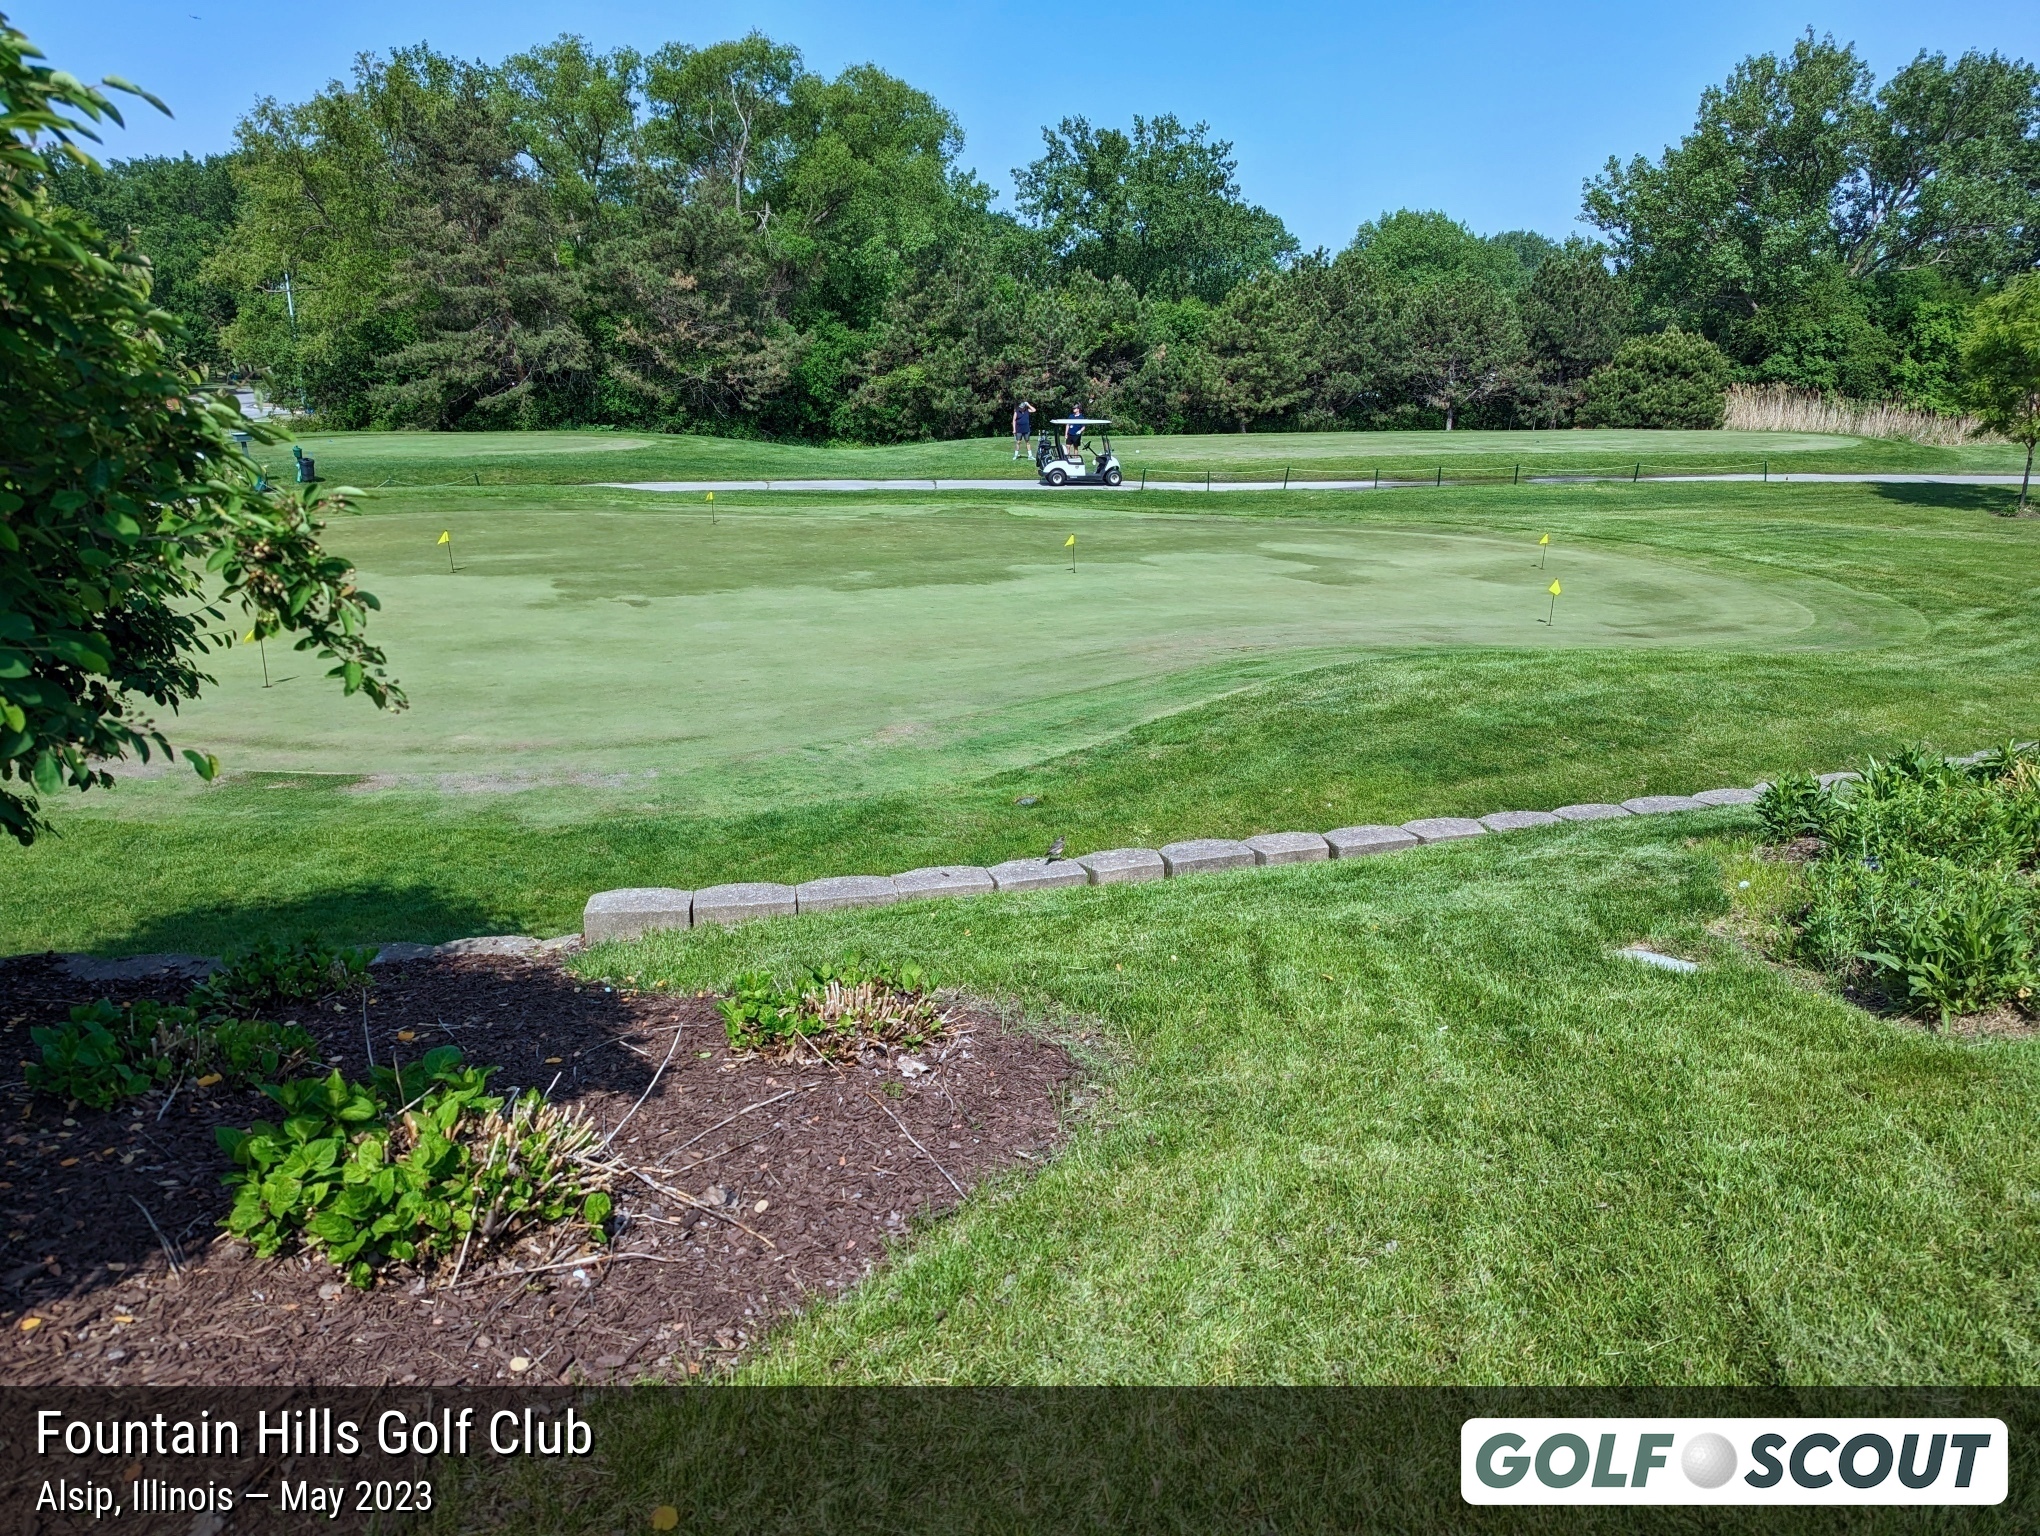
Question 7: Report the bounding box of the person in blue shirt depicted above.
[1064,406,1088,460]
[1012,399,1034,459]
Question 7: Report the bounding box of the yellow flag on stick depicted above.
[1549,580,1561,596]
[437,531,451,545]
[1065,535,1076,547]
[1537,531,1551,568]
[1065,533,1077,573]
[1538,534,1550,546]
[243,629,255,643]
[705,492,714,501]
[1543,578,1562,626]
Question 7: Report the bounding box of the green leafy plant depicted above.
[717,953,946,1057]
[1755,771,1840,843]
[24,1007,166,1109]
[24,999,316,1109]
[189,934,372,1016]
[1773,747,2040,1022]
[216,1046,611,1287]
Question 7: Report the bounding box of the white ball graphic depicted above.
[1682,1432,1737,1489]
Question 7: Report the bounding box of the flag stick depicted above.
[259,636,270,688]
[446,538,454,575]
[1546,592,1557,625]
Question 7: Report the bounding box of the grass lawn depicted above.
[2,476,2034,956]
[274,424,2031,488]
[562,811,2040,1385]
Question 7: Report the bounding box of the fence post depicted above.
[1206,469,1212,491]
[1283,465,1289,490]
[1633,462,1640,483]
[1763,459,1768,483]
[1513,464,1519,485]
[1141,467,1146,490]
[1374,466,1380,489]
[1436,466,1442,487]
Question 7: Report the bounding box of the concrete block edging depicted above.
[578,780,1783,941]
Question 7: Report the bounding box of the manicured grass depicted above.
[2,478,2034,957]
[572,811,2040,1384]
[275,424,2029,488]
[137,493,1892,782]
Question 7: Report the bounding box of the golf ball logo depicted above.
[1461,1419,2005,1505]
[1680,1432,1736,1488]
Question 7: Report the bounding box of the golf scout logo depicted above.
[1461,1418,2007,1505]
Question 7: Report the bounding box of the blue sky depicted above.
[19,1,2040,252]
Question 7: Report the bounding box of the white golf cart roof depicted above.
[1049,417,1109,425]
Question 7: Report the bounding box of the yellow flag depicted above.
[706,492,714,502]
[1538,533,1550,546]
[1549,580,1562,596]
[1065,534,1077,547]
[244,630,256,643]
[437,531,451,545]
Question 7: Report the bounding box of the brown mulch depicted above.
[0,952,1079,1386]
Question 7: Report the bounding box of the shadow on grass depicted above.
[1868,481,2028,515]
[70,883,520,960]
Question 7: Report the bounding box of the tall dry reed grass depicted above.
[1724,383,1992,446]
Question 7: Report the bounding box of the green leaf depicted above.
[183,748,220,782]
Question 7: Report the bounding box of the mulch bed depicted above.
[0,952,1078,1386]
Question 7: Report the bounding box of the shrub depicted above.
[1577,329,1733,429]
[718,954,947,1057]
[25,1000,316,1109]
[189,934,372,1017]
[1770,744,2040,1022]
[1755,771,1841,843]
[217,1046,611,1287]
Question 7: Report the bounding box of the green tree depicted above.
[1585,32,2040,399]
[1516,239,1630,423]
[498,34,644,226]
[1397,277,1523,431]
[0,15,401,844]
[1963,277,2040,511]
[1578,330,1733,429]
[642,32,800,216]
[1014,114,1295,303]
[370,60,590,428]
[46,152,241,372]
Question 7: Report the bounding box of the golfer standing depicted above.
[1013,399,1034,459]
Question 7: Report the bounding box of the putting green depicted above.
[173,501,1914,800]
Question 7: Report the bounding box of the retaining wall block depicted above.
[1402,816,1489,843]
[1819,771,1863,788]
[988,857,1089,892]
[1245,831,1330,866]
[1551,803,1631,822]
[1621,795,1707,815]
[795,875,899,915]
[1324,825,1420,858]
[1159,838,1257,876]
[692,882,798,926]
[1692,787,1762,807]
[1075,848,1166,885]
[582,888,695,941]
[893,865,996,901]
[1480,810,1561,832]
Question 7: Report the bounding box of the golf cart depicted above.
[1036,418,1123,487]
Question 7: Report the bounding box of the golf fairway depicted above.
[172,500,1915,799]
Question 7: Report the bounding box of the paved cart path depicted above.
[600,472,2029,494]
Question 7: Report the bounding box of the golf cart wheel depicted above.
[1046,466,1068,486]
[1103,466,1123,486]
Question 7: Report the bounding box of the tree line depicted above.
[46,29,2040,440]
